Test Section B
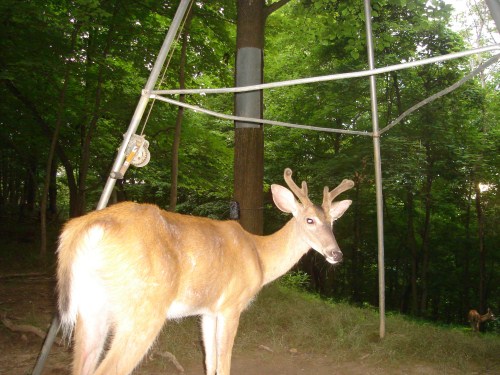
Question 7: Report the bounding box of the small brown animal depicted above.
[468,308,495,332]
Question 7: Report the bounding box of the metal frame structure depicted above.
[32,0,500,373]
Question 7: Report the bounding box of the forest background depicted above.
[1,0,499,329]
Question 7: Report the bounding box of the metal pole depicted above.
[363,0,386,339]
[31,2,192,374]
[485,0,500,33]
[97,0,192,210]
[31,316,60,375]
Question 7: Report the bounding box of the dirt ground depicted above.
[0,275,479,375]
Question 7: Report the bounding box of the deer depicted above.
[468,308,495,332]
[56,168,354,375]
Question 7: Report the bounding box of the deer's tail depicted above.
[57,219,107,339]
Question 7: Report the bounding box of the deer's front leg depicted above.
[215,310,241,375]
[202,314,217,375]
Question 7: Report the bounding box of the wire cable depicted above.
[150,94,372,136]
[146,45,499,137]
[139,0,195,135]
[380,53,500,135]
[151,44,500,96]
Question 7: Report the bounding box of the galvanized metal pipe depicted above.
[364,0,386,339]
[97,0,193,210]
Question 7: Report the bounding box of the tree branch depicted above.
[150,350,184,372]
[2,79,78,193]
[1,317,63,346]
[264,0,292,18]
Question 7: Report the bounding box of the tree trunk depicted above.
[3,80,79,218]
[40,23,79,257]
[351,173,362,302]
[462,177,473,318]
[404,185,419,315]
[48,157,58,217]
[419,143,433,315]
[474,181,486,313]
[233,0,291,234]
[21,162,37,219]
[169,10,192,212]
[234,0,266,234]
[333,118,343,154]
[76,4,119,216]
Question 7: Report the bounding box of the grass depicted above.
[157,284,500,374]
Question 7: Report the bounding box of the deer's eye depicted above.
[306,218,315,224]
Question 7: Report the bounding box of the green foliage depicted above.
[1,0,498,328]
[278,270,311,292]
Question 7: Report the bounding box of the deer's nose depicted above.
[325,249,343,264]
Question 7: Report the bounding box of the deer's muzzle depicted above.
[324,249,343,264]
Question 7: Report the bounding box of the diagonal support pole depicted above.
[97,0,193,210]
[485,0,500,33]
[31,2,193,374]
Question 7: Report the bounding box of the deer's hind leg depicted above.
[91,284,172,375]
[72,312,110,375]
[92,314,166,375]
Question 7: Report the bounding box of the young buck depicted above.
[468,308,495,332]
[57,168,354,375]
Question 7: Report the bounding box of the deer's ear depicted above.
[330,200,352,221]
[271,184,298,215]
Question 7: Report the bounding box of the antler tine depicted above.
[322,179,355,209]
[284,168,313,206]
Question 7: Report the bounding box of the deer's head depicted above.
[486,308,496,320]
[271,168,354,264]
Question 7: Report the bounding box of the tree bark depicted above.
[3,77,79,217]
[351,172,363,302]
[419,142,433,315]
[233,127,264,234]
[462,177,473,318]
[76,2,119,216]
[48,157,58,216]
[405,185,418,315]
[474,181,486,313]
[40,23,79,257]
[21,161,37,219]
[169,10,192,212]
[234,0,266,234]
[233,0,292,235]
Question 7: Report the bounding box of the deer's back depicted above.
[58,202,264,323]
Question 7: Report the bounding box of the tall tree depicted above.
[40,22,80,256]
[169,9,193,212]
[234,0,291,234]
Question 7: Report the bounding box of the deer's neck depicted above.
[480,313,492,322]
[252,218,311,286]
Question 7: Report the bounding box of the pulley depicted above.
[111,134,150,179]
[127,134,150,168]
